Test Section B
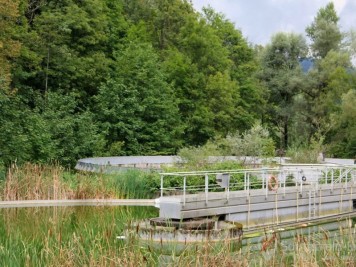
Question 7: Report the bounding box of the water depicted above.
[242,218,356,252]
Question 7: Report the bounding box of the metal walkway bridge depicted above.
[157,163,356,229]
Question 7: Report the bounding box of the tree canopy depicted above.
[0,1,355,167]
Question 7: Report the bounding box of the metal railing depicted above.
[159,164,356,205]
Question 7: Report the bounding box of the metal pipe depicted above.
[299,171,303,193]
[244,172,247,191]
[331,169,334,190]
[226,175,230,201]
[183,176,186,206]
[283,171,286,197]
[0,199,157,208]
[265,173,268,198]
[205,173,209,205]
[344,168,348,187]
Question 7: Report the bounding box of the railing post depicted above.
[205,173,209,205]
[283,171,286,196]
[331,169,334,190]
[344,168,348,187]
[244,172,247,191]
[160,175,164,197]
[183,176,186,206]
[226,174,230,201]
[299,171,303,194]
[265,173,268,198]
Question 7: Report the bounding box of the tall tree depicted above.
[299,51,354,150]
[96,42,182,155]
[0,0,21,88]
[295,3,354,156]
[306,2,342,59]
[122,0,195,50]
[203,7,263,131]
[161,7,260,145]
[329,89,356,158]
[13,0,117,102]
[258,32,308,149]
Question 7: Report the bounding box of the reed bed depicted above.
[0,204,355,266]
[0,163,154,200]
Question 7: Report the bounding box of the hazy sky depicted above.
[191,0,356,45]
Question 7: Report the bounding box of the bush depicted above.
[287,135,324,163]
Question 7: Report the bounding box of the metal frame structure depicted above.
[159,164,356,208]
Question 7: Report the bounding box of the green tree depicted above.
[0,0,21,87]
[0,90,105,167]
[13,0,116,102]
[36,91,105,166]
[122,0,195,50]
[203,7,263,131]
[329,89,356,158]
[0,93,32,165]
[161,7,260,146]
[306,2,342,58]
[258,32,308,149]
[96,42,182,155]
[297,51,353,149]
[298,3,353,157]
[161,16,232,145]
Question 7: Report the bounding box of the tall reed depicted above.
[0,206,355,266]
[0,163,156,200]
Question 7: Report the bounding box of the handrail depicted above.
[159,164,356,203]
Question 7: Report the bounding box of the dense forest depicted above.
[0,0,355,167]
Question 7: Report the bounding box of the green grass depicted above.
[0,206,158,266]
[1,208,354,266]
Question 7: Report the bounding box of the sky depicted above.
[191,0,356,45]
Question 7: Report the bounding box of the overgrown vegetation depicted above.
[0,164,157,200]
[177,123,276,168]
[0,206,355,266]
